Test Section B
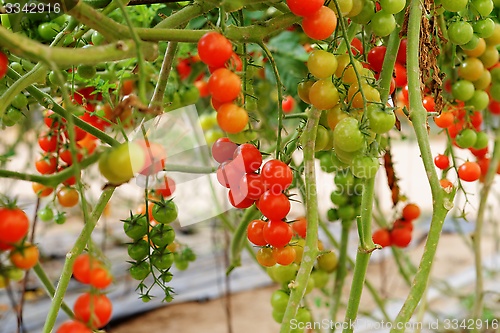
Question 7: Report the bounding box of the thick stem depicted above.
[150,41,179,109]
[42,187,115,333]
[390,0,454,330]
[330,220,352,331]
[471,127,500,332]
[32,264,73,318]
[342,177,376,333]
[279,107,321,333]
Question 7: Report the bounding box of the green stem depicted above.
[471,126,500,332]
[164,164,216,174]
[42,187,115,333]
[390,0,454,329]
[258,42,284,160]
[342,177,376,333]
[32,263,73,318]
[150,41,179,109]
[227,206,260,273]
[0,25,157,66]
[279,107,321,333]
[330,220,352,331]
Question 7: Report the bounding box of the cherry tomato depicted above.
[458,161,481,182]
[367,46,386,73]
[434,154,450,170]
[302,6,338,40]
[217,103,248,134]
[292,216,307,238]
[448,21,474,45]
[72,253,103,284]
[263,220,293,248]
[10,243,39,270]
[434,112,454,128]
[287,0,324,16]
[396,38,407,64]
[333,117,365,152]
[272,246,296,266]
[152,200,178,224]
[370,10,396,37]
[239,173,266,200]
[32,183,54,197]
[154,176,176,198]
[282,95,296,113]
[57,187,79,207]
[309,79,340,110]
[35,155,58,174]
[0,52,8,80]
[56,320,92,333]
[390,228,412,247]
[258,191,291,221]
[372,229,391,248]
[73,292,113,329]
[0,207,29,245]
[228,189,255,209]
[233,143,262,173]
[197,32,233,68]
[307,49,338,79]
[208,68,241,103]
[247,219,268,246]
[402,203,420,221]
[256,247,276,267]
[317,251,338,272]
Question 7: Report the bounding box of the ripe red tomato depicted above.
[73,253,103,284]
[258,191,291,221]
[292,216,307,238]
[208,68,241,103]
[393,62,407,87]
[0,207,29,245]
[216,160,245,188]
[390,228,412,247]
[176,58,192,80]
[56,320,92,333]
[282,95,296,113]
[211,137,238,163]
[194,79,210,98]
[458,161,481,182]
[38,131,60,152]
[73,292,113,329]
[10,243,39,269]
[89,267,113,289]
[489,100,500,115]
[367,46,387,73]
[263,220,293,248]
[247,219,268,246]
[422,95,435,112]
[434,112,454,128]
[35,155,58,174]
[233,143,262,173]
[228,189,255,209]
[372,229,391,248]
[396,38,407,64]
[351,37,363,55]
[393,219,414,232]
[59,148,83,166]
[434,154,450,170]
[239,173,266,200]
[32,183,54,197]
[197,32,233,68]
[286,0,324,16]
[0,51,8,79]
[261,159,293,194]
[302,6,338,40]
[402,203,420,221]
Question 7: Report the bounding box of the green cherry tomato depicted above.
[317,251,338,272]
[473,131,489,149]
[370,10,396,37]
[129,261,150,280]
[448,21,474,45]
[441,0,467,11]
[270,290,290,312]
[333,117,365,152]
[466,90,489,110]
[366,104,396,134]
[54,212,67,224]
[307,50,338,79]
[267,263,298,283]
[379,0,405,14]
[38,206,54,222]
[455,129,478,149]
[311,270,329,289]
[350,0,375,24]
[128,239,150,261]
[5,107,24,124]
[77,65,97,80]
[151,248,174,270]
[11,93,28,109]
[473,18,495,38]
[470,0,494,16]
[123,214,149,240]
[152,200,178,224]
[351,155,379,179]
[451,80,475,101]
[149,224,175,247]
[91,31,105,46]
[38,22,61,41]
[314,125,329,151]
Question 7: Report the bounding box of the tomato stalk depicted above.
[32,263,74,318]
[471,126,500,332]
[389,0,454,330]
[42,187,115,333]
[279,107,321,333]
[227,206,260,273]
[150,41,179,109]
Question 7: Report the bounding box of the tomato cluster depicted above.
[196,32,249,134]
[372,203,421,248]
[55,253,114,332]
